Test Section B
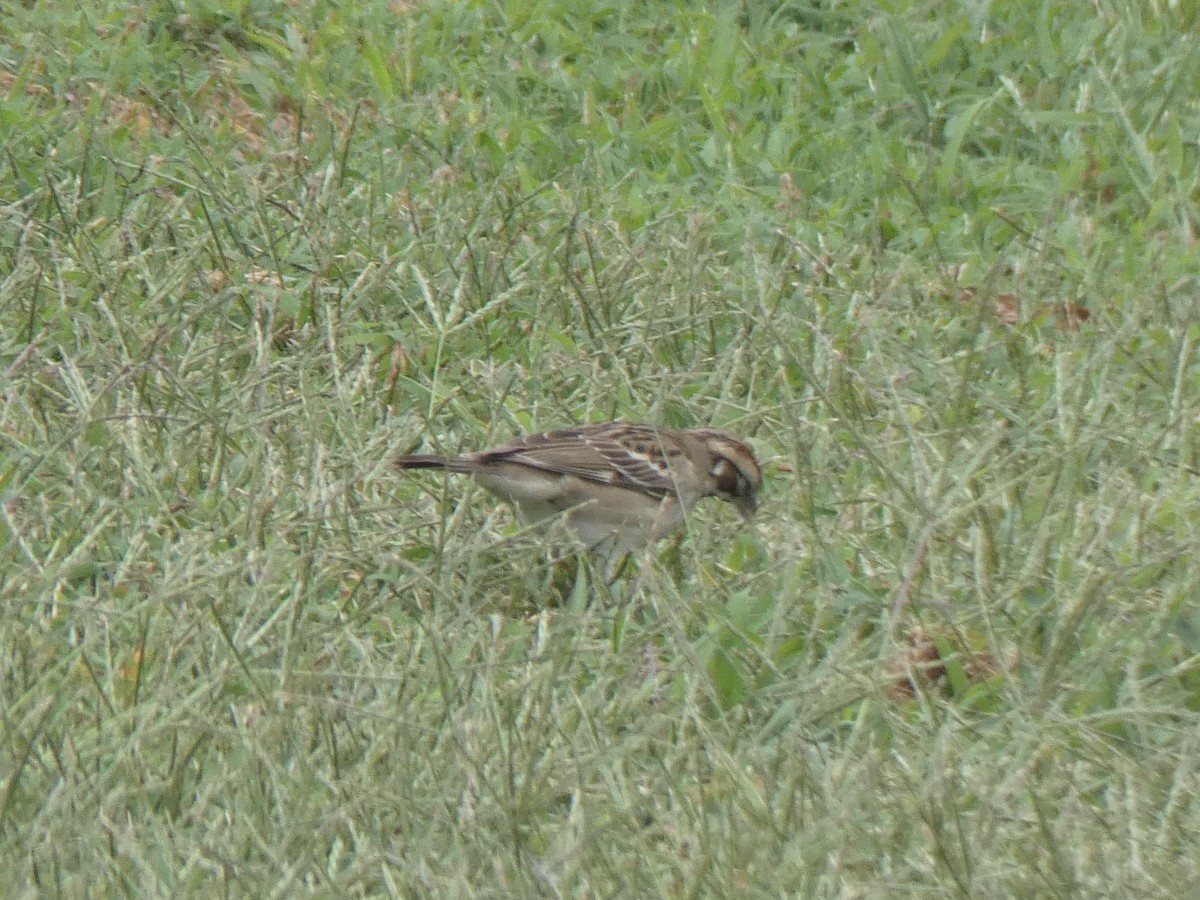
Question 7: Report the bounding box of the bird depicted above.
[395,422,762,560]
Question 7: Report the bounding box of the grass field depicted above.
[3,0,1200,895]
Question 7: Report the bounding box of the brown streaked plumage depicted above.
[396,422,762,558]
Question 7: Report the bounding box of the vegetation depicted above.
[2,0,1198,894]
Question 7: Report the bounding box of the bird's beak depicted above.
[735,494,758,521]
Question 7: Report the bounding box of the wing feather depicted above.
[473,424,681,497]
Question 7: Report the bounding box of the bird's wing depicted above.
[475,424,682,497]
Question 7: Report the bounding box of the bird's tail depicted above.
[395,454,473,473]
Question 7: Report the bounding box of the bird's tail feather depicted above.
[396,454,473,473]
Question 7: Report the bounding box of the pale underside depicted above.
[470,463,686,559]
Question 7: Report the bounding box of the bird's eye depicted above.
[712,459,739,496]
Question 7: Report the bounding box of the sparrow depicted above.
[396,422,762,559]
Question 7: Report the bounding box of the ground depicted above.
[2,0,1199,894]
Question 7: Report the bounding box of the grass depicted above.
[2,0,1200,894]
